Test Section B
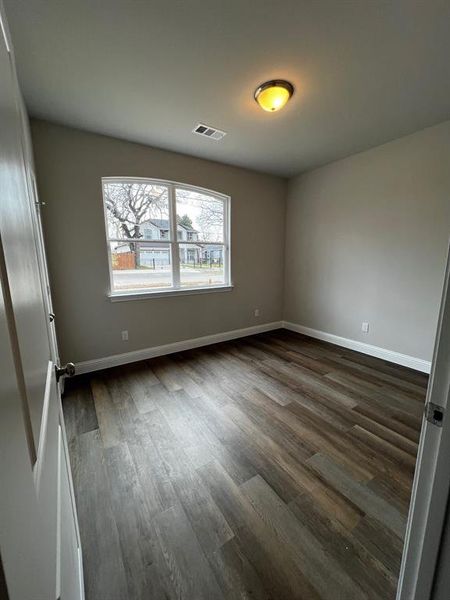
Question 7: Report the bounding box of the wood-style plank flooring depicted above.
[63,329,428,600]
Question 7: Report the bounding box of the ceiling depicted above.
[5,0,450,177]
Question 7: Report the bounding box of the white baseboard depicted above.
[75,321,283,375]
[74,319,431,376]
[282,321,431,374]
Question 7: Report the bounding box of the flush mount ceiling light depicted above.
[254,79,294,112]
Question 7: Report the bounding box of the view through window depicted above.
[102,178,230,295]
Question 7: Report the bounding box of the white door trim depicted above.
[396,242,450,600]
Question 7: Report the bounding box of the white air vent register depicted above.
[192,123,227,141]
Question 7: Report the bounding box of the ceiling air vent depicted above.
[192,123,227,141]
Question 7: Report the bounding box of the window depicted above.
[142,226,153,240]
[102,178,231,297]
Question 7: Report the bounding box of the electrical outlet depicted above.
[361,322,369,334]
[254,308,260,317]
[121,330,129,341]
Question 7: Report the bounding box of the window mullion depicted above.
[169,185,180,287]
[223,197,230,286]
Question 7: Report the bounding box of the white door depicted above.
[397,242,450,600]
[0,8,83,600]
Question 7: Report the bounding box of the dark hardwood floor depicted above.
[63,329,428,600]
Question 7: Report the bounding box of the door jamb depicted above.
[397,242,450,600]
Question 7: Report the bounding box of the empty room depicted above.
[1,1,450,599]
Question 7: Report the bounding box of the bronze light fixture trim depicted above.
[254,79,295,112]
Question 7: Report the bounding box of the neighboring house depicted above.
[140,218,199,266]
[114,219,222,268]
[141,219,197,242]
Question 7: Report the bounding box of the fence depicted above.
[112,251,135,270]
[112,251,222,271]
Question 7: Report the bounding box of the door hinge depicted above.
[55,362,76,382]
[425,402,445,427]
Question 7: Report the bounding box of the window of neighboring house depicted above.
[102,177,231,297]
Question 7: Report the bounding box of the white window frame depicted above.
[101,177,232,300]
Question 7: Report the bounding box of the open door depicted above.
[0,6,84,599]
[397,242,450,600]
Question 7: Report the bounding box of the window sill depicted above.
[108,284,234,302]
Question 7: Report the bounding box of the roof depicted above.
[146,218,169,229]
[144,218,197,232]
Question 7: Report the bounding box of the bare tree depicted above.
[176,189,223,242]
[104,182,167,266]
[197,201,223,242]
[104,182,167,237]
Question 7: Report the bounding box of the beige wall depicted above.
[31,120,287,364]
[284,121,450,361]
[32,118,450,366]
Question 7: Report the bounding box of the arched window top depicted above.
[101,177,231,298]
